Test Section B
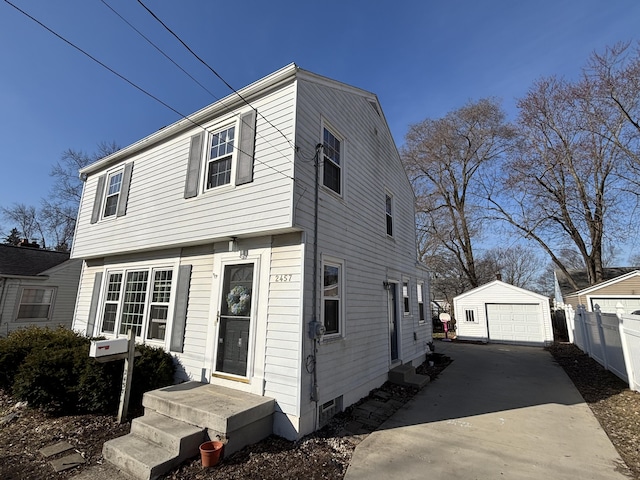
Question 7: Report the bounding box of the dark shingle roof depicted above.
[0,244,70,276]
[556,267,640,296]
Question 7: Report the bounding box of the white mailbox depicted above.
[90,338,129,358]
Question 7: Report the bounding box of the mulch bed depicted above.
[1,345,639,479]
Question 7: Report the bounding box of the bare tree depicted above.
[1,204,44,246]
[44,141,119,251]
[480,245,544,289]
[486,73,633,289]
[402,98,515,290]
[50,141,119,205]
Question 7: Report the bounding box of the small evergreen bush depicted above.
[0,326,176,415]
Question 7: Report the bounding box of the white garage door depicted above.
[590,298,640,314]
[486,304,544,345]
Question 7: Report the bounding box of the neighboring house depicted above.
[453,280,553,346]
[0,243,82,336]
[557,269,640,314]
[71,64,431,440]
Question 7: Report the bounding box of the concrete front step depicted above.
[388,364,430,389]
[130,411,204,455]
[103,382,274,480]
[143,382,274,455]
[103,433,180,480]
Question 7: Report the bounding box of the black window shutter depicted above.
[86,271,103,337]
[170,264,192,353]
[236,109,257,185]
[116,162,133,217]
[90,175,106,224]
[184,133,204,198]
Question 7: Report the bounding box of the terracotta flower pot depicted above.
[199,440,224,467]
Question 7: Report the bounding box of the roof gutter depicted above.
[79,63,299,178]
[0,274,48,281]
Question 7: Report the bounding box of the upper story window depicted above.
[16,287,56,321]
[103,170,123,218]
[206,125,236,190]
[385,194,393,236]
[90,162,133,224]
[322,258,344,336]
[323,126,342,195]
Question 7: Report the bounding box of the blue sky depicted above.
[1,0,639,232]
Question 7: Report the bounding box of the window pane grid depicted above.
[104,171,123,217]
[323,127,342,194]
[323,263,341,335]
[119,270,148,336]
[152,270,173,303]
[207,157,232,189]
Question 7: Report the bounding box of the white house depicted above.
[0,243,82,336]
[71,64,431,441]
[453,280,553,346]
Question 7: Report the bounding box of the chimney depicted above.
[18,238,40,249]
[496,272,502,281]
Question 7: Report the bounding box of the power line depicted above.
[100,0,295,170]
[99,0,218,100]
[2,0,295,182]
[135,0,298,152]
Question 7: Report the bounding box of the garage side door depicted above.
[486,304,544,345]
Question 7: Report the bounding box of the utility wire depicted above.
[99,0,296,172]
[99,0,218,100]
[136,0,298,152]
[3,0,294,182]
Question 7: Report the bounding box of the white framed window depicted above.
[403,280,410,315]
[100,267,174,340]
[465,309,476,322]
[417,282,425,323]
[322,125,342,195]
[16,287,56,321]
[322,257,344,336]
[103,169,124,218]
[385,193,393,237]
[205,124,235,190]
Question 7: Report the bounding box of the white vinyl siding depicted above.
[1,260,82,335]
[72,83,297,259]
[454,281,553,346]
[293,76,430,410]
[264,233,303,417]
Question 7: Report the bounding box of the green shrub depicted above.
[130,344,176,410]
[2,326,177,415]
[0,327,88,392]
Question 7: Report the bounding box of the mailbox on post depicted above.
[89,338,129,358]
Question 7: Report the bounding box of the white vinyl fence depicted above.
[564,303,640,392]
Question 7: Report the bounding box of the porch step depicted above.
[103,431,188,480]
[388,364,430,389]
[142,382,274,456]
[103,382,274,480]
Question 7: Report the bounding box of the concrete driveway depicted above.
[345,342,631,480]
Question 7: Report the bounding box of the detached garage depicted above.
[453,280,553,346]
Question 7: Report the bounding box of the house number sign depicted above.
[274,274,293,282]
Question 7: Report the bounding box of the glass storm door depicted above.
[215,264,254,377]
[389,284,399,361]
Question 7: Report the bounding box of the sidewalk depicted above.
[345,342,631,480]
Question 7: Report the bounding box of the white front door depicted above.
[213,262,256,378]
